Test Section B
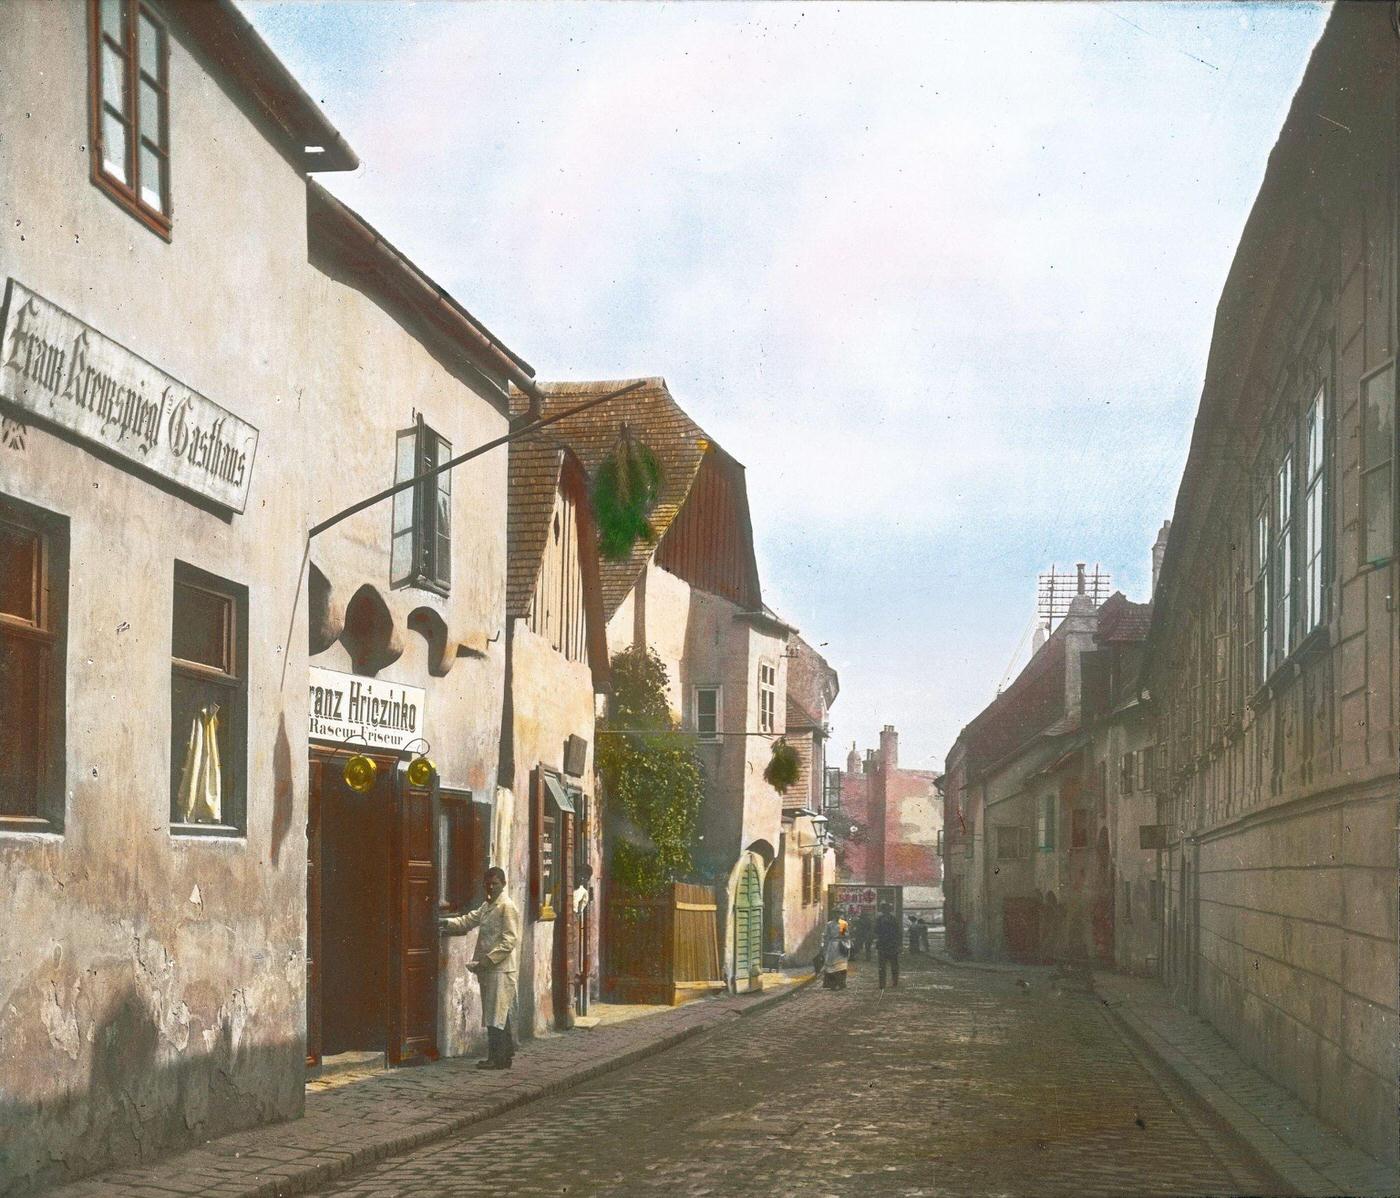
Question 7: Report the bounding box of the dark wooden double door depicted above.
[306,751,438,1067]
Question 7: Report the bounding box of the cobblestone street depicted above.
[313,949,1276,1198]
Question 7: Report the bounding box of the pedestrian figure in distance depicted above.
[917,915,930,953]
[908,913,921,953]
[854,909,874,961]
[440,866,521,1069]
[818,909,851,990]
[875,902,901,989]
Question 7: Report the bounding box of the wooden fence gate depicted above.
[604,882,724,1005]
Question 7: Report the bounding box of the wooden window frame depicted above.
[0,496,68,833]
[757,662,776,734]
[88,0,172,240]
[694,685,721,741]
[1360,360,1395,568]
[169,562,247,837]
[438,789,487,914]
[392,418,452,595]
[995,824,1029,862]
[1302,387,1327,630]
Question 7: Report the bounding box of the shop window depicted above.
[695,686,720,741]
[1361,362,1394,566]
[170,563,246,835]
[531,767,574,920]
[757,663,776,733]
[439,790,489,913]
[0,496,68,832]
[89,0,171,237]
[392,418,452,594]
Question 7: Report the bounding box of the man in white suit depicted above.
[440,866,521,1069]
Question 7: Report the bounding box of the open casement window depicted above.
[0,497,68,832]
[1361,362,1395,566]
[89,0,171,237]
[531,768,574,921]
[170,564,246,835]
[391,418,452,594]
[694,686,720,741]
[438,790,490,914]
[1254,499,1270,685]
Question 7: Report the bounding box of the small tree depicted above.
[597,646,704,896]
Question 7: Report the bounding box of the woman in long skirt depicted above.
[820,913,850,990]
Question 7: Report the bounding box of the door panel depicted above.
[390,783,439,1065]
[552,811,577,1029]
[306,759,323,1068]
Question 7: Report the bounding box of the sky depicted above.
[244,0,1329,771]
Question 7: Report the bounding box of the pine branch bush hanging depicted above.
[592,424,663,562]
[764,739,800,794]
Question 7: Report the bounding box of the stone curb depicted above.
[55,975,815,1198]
[1092,983,1380,1198]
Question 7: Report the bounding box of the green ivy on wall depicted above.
[598,646,704,896]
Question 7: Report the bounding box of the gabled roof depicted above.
[786,692,821,731]
[957,625,1069,774]
[506,434,609,685]
[309,183,537,406]
[512,379,719,618]
[175,1,357,172]
[1094,592,1152,644]
[506,436,568,620]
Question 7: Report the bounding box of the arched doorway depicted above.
[731,856,764,993]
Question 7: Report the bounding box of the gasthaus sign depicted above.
[309,667,427,753]
[0,279,259,512]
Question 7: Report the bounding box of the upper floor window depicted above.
[758,662,776,733]
[1361,362,1394,566]
[392,418,452,594]
[89,0,171,237]
[694,686,720,741]
[1036,793,1056,852]
[0,496,68,832]
[1302,389,1327,630]
[170,564,246,835]
[1273,447,1294,662]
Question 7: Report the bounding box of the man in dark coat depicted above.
[874,902,902,989]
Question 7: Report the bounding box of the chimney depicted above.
[1076,562,1086,595]
[1151,520,1171,595]
[1031,619,1049,653]
[864,748,876,774]
[879,725,898,771]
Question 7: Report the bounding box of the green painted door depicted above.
[733,861,763,992]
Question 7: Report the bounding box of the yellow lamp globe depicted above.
[405,755,436,788]
[342,753,377,794]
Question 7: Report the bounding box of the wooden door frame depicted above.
[308,746,434,1068]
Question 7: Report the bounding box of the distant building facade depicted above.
[836,726,942,909]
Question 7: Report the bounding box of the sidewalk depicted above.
[47,971,813,1198]
[1094,971,1398,1198]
